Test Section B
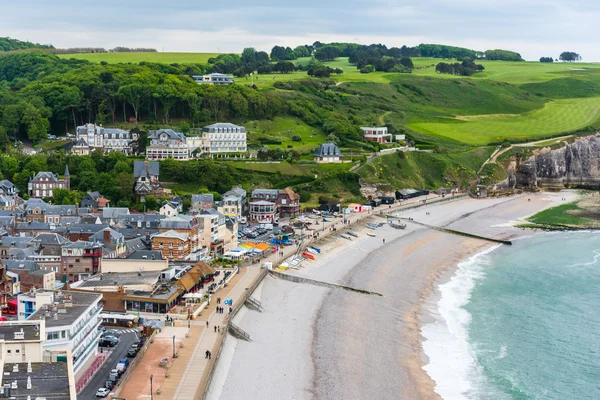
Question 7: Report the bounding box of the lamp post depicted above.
[172,335,176,358]
[150,375,153,400]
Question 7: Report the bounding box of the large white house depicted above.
[73,123,136,155]
[26,290,103,374]
[201,123,247,154]
[146,129,189,160]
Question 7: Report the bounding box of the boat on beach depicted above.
[367,232,376,237]
[346,231,359,238]
[340,234,352,240]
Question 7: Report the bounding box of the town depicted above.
[0,121,430,399]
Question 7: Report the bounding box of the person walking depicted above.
[205,350,210,359]
[208,351,212,360]
[217,326,220,333]
[206,321,209,328]
[383,238,386,244]
[214,326,217,333]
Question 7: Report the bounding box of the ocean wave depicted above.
[421,245,501,400]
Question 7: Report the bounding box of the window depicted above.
[47,331,59,340]
[15,349,19,354]
[7,350,10,354]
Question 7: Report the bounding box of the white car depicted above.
[96,388,110,397]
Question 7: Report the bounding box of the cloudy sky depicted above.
[1,0,597,61]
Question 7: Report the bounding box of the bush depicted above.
[291,134,302,142]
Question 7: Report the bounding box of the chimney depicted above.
[103,228,111,245]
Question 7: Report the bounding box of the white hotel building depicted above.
[25,290,103,374]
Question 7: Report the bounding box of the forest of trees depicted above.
[50,47,157,54]
[540,57,554,63]
[435,58,485,76]
[0,37,54,52]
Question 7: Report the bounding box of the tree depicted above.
[270,46,288,61]
[399,57,414,69]
[118,83,148,121]
[144,195,159,210]
[559,51,581,62]
[539,57,554,63]
[315,46,341,62]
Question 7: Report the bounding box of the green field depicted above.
[409,97,600,145]
[246,117,327,151]
[526,202,589,227]
[57,52,221,64]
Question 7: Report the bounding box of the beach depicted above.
[208,191,578,400]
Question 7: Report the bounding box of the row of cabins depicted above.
[146,123,247,160]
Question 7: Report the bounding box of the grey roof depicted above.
[314,143,342,157]
[251,189,279,198]
[62,240,100,249]
[15,222,51,231]
[34,233,70,246]
[45,205,77,216]
[25,198,49,211]
[102,207,129,219]
[66,223,108,234]
[148,129,186,140]
[0,179,17,193]
[126,249,162,260]
[73,137,88,147]
[0,215,14,225]
[89,227,124,244]
[2,362,71,400]
[83,191,101,201]
[29,291,102,328]
[0,195,15,207]
[159,216,194,230]
[77,271,160,288]
[10,247,36,259]
[30,171,60,183]
[191,194,214,202]
[58,216,81,226]
[118,213,163,224]
[3,259,40,272]
[224,186,246,198]
[202,123,246,133]
[0,323,40,341]
[134,161,160,178]
[0,236,36,248]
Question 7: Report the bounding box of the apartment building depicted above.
[201,123,247,154]
[146,129,189,160]
[60,241,103,282]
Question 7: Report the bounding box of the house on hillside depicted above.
[314,143,343,163]
[73,123,136,155]
[28,166,70,199]
[201,123,247,154]
[191,194,214,212]
[146,129,188,160]
[133,161,163,201]
[80,191,110,210]
[192,73,233,85]
[361,126,392,143]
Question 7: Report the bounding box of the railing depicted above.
[75,350,109,393]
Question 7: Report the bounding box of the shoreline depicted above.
[210,191,579,400]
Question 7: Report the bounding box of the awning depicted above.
[100,313,137,321]
[183,292,204,299]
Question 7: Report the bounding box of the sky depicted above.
[0,0,598,61]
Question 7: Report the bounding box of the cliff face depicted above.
[509,133,600,189]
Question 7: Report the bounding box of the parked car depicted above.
[109,369,120,380]
[105,329,123,338]
[96,388,110,398]
[127,347,138,357]
[104,380,114,390]
[97,325,106,332]
[99,337,118,347]
[116,362,127,375]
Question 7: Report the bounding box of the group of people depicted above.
[205,350,212,359]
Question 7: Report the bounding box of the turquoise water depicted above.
[422,232,600,399]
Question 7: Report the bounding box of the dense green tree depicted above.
[559,51,582,62]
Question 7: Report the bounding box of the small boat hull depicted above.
[367,232,376,237]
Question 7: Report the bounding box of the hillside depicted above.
[0,37,54,52]
[2,42,600,205]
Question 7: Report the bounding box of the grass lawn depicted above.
[223,160,353,176]
[526,202,589,226]
[245,117,327,151]
[409,97,600,145]
[57,52,222,64]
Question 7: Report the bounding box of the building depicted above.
[158,216,201,254]
[223,186,247,218]
[4,260,56,291]
[160,201,180,217]
[201,123,247,154]
[0,359,77,400]
[60,241,103,282]
[30,233,70,272]
[249,201,277,223]
[192,73,234,85]
[74,123,135,155]
[27,290,103,375]
[218,195,241,219]
[100,250,167,273]
[133,161,163,200]
[146,129,188,160]
[0,320,45,363]
[63,223,108,242]
[0,180,18,197]
[250,187,300,218]
[28,166,70,198]
[361,126,392,143]
[80,191,110,210]
[314,143,343,163]
[191,194,214,212]
[151,230,190,261]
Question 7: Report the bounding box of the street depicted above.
[78,328,139,400]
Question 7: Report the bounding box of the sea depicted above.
[422,231,600,400]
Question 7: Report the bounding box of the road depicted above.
[78,328,139,400]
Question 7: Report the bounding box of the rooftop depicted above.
[126,250,163,260]
[0,322,40,341]
[34,233,71,246]
[2,361,72,400]
[314,142,342,157]
[29,291,102,328]
[153,230,189,241]
[134,161,160,178]
[201,123,246,133]
[76,271,160,288]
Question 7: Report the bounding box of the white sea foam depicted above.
[421,245,501,400]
